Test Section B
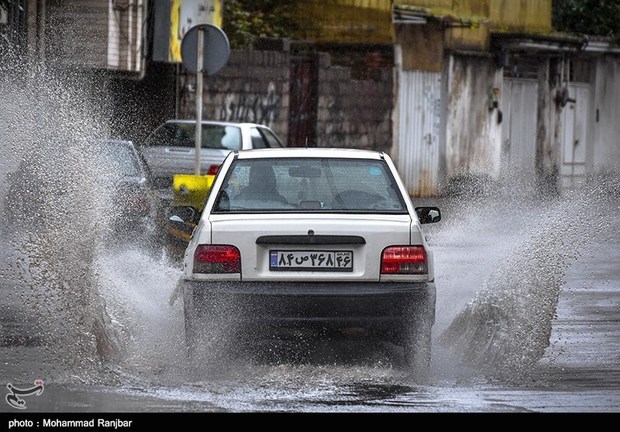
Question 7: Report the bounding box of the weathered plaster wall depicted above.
[445,54,503,181]
[591,56,620,176]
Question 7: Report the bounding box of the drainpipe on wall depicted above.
[136,0,147,81]
[112,0,148,80]
[32,0,45,64]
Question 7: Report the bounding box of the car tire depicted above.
[183,290,198,361]
[182,282,208,364]
[182,283,235,367]
[401,296,434,382]
[402,318,432,381]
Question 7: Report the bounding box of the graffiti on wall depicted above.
[219,81,281,127]
[324,90,347,146]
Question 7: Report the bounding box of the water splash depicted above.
[437,184,616,382]
[0,48,128,383]
[94,248,185,381]
[3,43,619,397]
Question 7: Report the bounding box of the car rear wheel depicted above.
[402,318,432,381]
[182,284,237,367]
[182,283,201,361]
[401,296,434,382]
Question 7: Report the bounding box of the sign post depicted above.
[194,27,204,175]
[181,24,230,175]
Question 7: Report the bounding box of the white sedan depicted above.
[177,147,441,378]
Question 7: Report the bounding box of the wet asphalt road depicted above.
[1,192,619,415]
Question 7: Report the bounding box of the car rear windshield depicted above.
[212,157,408,213]
[94,142,143,178]
[144,123,242,150]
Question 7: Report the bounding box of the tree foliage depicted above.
[553,0,620,41]
[224,1,620,48]
[2,0,617,46]
[222,0,304,49]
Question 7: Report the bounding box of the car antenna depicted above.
[305,137,308,149]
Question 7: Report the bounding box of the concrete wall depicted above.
[293,0,393,44]
[396,0,553,33]
[395,0,553,53]
[178,50,291,145]
[175,48,394,152]
[316,53,393,152]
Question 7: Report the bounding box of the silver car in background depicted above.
[138,119,285,192]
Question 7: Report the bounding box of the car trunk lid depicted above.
[205,213,414,281]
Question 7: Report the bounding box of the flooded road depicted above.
[1,49,620,415]
[2,191,619,413]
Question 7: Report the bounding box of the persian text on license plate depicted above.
[270,250,353,271]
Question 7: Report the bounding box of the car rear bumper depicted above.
[182,281,435,339]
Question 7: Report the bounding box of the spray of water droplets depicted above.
[0,48,166,384]
[2,45,619,392]
[435,175,619,383]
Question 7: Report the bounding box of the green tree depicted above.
[222,0,306,49]
[553,0,620,42]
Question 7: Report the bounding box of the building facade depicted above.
[2,0,619,196]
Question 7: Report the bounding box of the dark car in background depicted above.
[91,139,157,245]
[2,139,157,249]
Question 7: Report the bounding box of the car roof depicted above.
[164,119,273,128]
[232,147,387,160]
[82,138,137,149]
[96,138,135,146]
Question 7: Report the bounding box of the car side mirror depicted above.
[168,206,200,224]
[415,206,441,224]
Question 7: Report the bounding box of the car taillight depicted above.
[118,190,150,213]
[193,245,241,273]
[381,246,427,274]
[130,194,150,212]
[207,165,220,176]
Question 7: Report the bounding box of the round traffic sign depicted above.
[181,24,230,75]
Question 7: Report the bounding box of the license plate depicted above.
[270,250,353,271]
